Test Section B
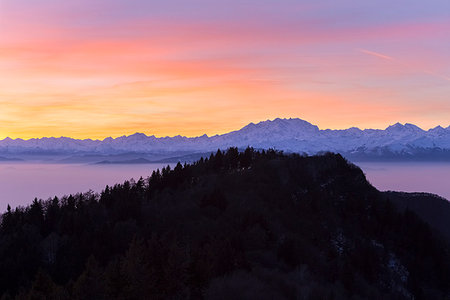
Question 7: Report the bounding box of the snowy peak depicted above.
[261,118,318,131]
[428,125,447,135]
[385,122,424,134]
[235,118,319,139]
[129,132,148,139]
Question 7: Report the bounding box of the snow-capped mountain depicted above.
[1,118,450,161]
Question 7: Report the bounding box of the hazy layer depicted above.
[0,163,168,209]
[358,162,450,200]
[0,161,448,210]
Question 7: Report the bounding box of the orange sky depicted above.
[0,0,449,139]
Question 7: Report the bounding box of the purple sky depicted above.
[0,0,449,138]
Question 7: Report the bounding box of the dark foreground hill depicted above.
[385,191,450,242]
[0,148,449,299]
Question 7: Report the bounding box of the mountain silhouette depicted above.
[0,148,449,298]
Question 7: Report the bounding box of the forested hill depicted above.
[1,148,449,299]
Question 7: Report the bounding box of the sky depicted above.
[0,0,449,139]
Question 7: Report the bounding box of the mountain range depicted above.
[1,118,450,162]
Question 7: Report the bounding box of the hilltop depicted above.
[0,148,449,299]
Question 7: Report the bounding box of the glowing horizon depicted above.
[1,0,449,139]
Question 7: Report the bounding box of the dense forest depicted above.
[0,148,449,299]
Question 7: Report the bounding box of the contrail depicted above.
[357,48,450,83]
[358,48,394,61]
[423,70,450,82]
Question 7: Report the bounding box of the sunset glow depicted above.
[1,0,449,139]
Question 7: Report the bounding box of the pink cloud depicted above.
[0,1,449,138]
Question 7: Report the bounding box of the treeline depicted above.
[0,148,449,299]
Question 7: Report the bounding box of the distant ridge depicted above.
[1,118,450,161]
[95,158,153,165]
[0,156,22,162]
